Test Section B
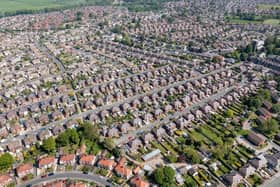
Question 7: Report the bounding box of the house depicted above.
[114,164,133,179]
[45,180,66,187]
[152,127,166,139]
[141,133,154,144]
[256,107,271,120]
[69,182,87,187]
[97,159,116,170]
[247,131,265,146]
[0,175,12,187]
[7,140,22,153]
[38,156,56,169]
[239,164,255,178]
[79,155,96,165]
[249,155,267,169]
[224,171,243,186]
[16,163,34,178]
[130,176,150,187]
[23,134,37,148]
[265,152,280,170]
[59,154,76,165]
[129,138,142,152]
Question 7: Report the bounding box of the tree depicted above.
[42,137,56,153]
[166,154,178,163]
[56,132,69,147]
[183,147,201,164]
[153,166,175,186]
[56,129,80,147]
[103,138,115,151]
[184,176,196,187]
[257,119,278,135]
[225,109,234,118]
[0,153,14,172]
[79,121,99,141]
[112,148,121,158]
[271,104,280,113]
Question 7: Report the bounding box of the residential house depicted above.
[97,159,116,170]
[16,163,34,178]
[239,164,255,178]
[224,171,243,186]
[59,154,76,165]
[247,131,265,146]
[130,176,150,187]
[79,155,96,165]
[38,156,56,169]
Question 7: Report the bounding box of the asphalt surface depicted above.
[18,171,115,187]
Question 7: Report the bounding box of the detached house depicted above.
[16,163,34,178]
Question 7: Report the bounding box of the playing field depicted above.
[257,4,280,10]
[0,0,105,13]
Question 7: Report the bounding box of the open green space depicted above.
[257,4,280,10]
[0,0,111,16]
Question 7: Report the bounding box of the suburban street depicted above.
[18,171,115,187]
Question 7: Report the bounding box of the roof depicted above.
[142,149,161,161]
[114,164,132,177]
[0,174,11,184]
[79,155,95,163]
[16,163,33,174]
[60,154,75,162]
[130,176,150,187]
[98,159,115,168]
[38,156,55,167]
[247,131,265,146]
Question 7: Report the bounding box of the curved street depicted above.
[18,171,115,187]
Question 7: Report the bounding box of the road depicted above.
[18,171,115,187]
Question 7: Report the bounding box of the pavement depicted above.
[18,171,115,187]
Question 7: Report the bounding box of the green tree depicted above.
[0,153,14,172]
[79,121,99,141]
[225,109,234,118]
[103,138,115,151]
[153,166,175,186]
[42,137,56,153]
[257,119,279,135]
[184,176,196,187]
[56,132,69,147]
[183,147,201,164]
[271,104,280,113]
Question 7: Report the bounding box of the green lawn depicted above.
[228,18,280,25]
[257,4,280,10]
[263,19,280,25]
[0,0,109,14]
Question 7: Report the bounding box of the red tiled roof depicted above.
[79,155,95,164]
[114,164,132,177]
[98,159,115,169]
[60,154,75,162]
[130,176,150,187]
[38,156,55,167]
[16,163,33,174]
[0,174,12,185]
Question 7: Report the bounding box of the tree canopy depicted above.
[0,153,14,172]
[153,166,175,187]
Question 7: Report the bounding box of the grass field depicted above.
[228,18,280,26]
[0,0,107,14]
[263,19,280,25]
[257,4,280,10]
